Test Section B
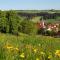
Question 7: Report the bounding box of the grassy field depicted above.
[0,33,60,60]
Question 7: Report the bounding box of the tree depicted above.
[0,11,7,33]
[20,19,37,35]
[6,10,21,35]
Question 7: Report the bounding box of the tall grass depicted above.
[0,33,60,60]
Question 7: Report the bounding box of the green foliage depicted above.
[0,10,38,35]
[20,20,37,35]
[7,10,19,34]
[0,10,22,35]
[0,11,7,33]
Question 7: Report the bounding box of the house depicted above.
[47,23,59,32]
[37,20,60,36]
[37,20,46,29]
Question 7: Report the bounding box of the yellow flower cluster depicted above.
[5,45,19,51]
[36,58,39,60]
[48,55,52,59]
[14,47,19,51]
[55,50,60,57]
[20,53,25,58]
[40,51,45,55]
[4,44,60,59]
[33,48,37,53]
[5,45,13,50]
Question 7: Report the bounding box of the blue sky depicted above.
[0,0,60,10]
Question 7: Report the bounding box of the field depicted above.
[0,10,60,60]
[0,33,60,60]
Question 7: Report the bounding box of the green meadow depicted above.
[0,33,60,60]
[0,10,60,60]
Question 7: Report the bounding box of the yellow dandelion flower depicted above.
[6,45,13,49]
[15,48,19,51]
[36,58,39,60]
[4,43,13,49]
[48,55,52,59]
[20,53,25,58]
[40,52,45,55]
[55,50,60,57]
[55,50,60,54]
[57,54,60,57]
[33,48,37,53]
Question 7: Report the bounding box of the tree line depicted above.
[18,12,60,20]
[0,10,37,35]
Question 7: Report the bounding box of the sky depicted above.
[0,0,60,10]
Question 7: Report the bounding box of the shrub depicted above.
[20,20,37,35]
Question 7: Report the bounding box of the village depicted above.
[37,19,60,37]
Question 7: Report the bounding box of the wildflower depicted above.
[40,51,45,55]
[33,48,37,53]
[15,48,19,51]
[6,45,13,49]
[55,50,60,57]
[38,44,41,46]
[36,58,39,60]
[20,53,25,58]
[48,55,52,59]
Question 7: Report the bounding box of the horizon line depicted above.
[0,8,60,10]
